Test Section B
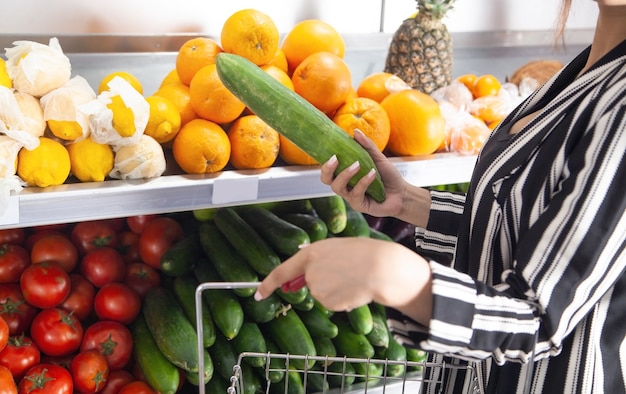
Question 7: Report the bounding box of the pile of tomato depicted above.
[0,213,187,394]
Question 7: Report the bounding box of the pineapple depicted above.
[384,0,455,94]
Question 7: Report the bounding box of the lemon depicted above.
[159,68,181,89]
[17,136,70,187]
[48,120,84,141]
[0,58,12,88]
[107,95,137,138]
[98,71,143,95]
[66,137,114,182]
[144,95,182,144]
[110,134,166,180]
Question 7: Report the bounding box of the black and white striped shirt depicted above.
[387,40,626,393]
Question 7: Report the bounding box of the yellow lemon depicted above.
[107,95,137,138]
[144,95,182,144]
[0,58,12,88]
[66,137,114,182]
[48,120,84,141]
[159,69,181,89]
[98,71,143,95]
[17,136,71,187]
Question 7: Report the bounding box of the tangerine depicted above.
[189,64,245,124]
[153,82,198,126]
[228,115,280,170]
[172,118,231,174]
[267,48,289,74]
[332,97,390,152]
[472,74,502,98]
[175,37,223,86]
[356,72,410,103]
[220,9,280,66]
[278,135,318,166]
[281,19,345,73]
[159,68,182,88]
[455,74,478,92]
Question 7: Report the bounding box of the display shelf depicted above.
[1,153,476,230]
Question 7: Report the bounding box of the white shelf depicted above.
[1,153,476,230]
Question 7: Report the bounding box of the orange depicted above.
[455,74,478,92]
[175,37,223,86]
[172,118,231,174]
[292,51,352,114]
[332,97,391,152]
[278,135,318,166]
[261,64,294,91]
[154,82,198,126]
[472,74,502,98]
[281,19,345,73]
[470,94,509,124]
[189,63,246,124]
[228,115,280,170]
[380,89,446,157]
[356,72,411,103]
[267,48,289,74]
[159,68,182,88]
[220,9,280,66]
[449,116,491,155]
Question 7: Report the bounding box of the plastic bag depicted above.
[0,86,40,150]
[109,134,166,180]
[4,37,72,97]
[439,101,491,155]
[0,135,25,218]
[431,81,474,112]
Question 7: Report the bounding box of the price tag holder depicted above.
[0,195,20,226]
[212,176,259,205]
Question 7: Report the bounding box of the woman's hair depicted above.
[555,0,573,45]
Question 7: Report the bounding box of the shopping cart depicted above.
[194,282,482,394]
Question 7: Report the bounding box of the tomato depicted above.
[126,215,157,235]
[80,320,133,370]
[0,335,40,381]
[93,283,141,325]
[138,217,184,269]
[71,220,119,256]
[123,262,161,298]
[0,364,17,394]
[0,244,29,284]
[20,261,71,309]
[70,349,110,394]
[30,308,83,357]
[118,381,157,394]
[59,274,96,321]
[0,284,38,335]
[118,231,140,263]
[99,370,134,394]
[18,363,73,394]
[79,247,126,288]
[0,228,25,246]
[0,316,7,352]
[30,233,78,273]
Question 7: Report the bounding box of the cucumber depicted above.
[347,304,374,335]
[366,303,390,348]
[280,213,328,242]
[406,347,427,371]
[215,52,386,203]
[382,331,407,378]
[291,289,315,311]
[313,336,337,360]
[241,291,284,323]
[238,206,310,257]
[352,361,384,383]
[269,369,304,394]
[262,308,316,370]
[192,260,245,340]
[210,333,263,394]
[310,195,347,234]
[231,321,267,368]
[368,227,394,242]
[131,314,181,394]
[305,369,330,393]
[339,203,371,238]
[197,221,258,297]
[326,361,356,388]
[142,287,214,382]
[213,207,281,276]
[265,337,287,384]
[296,307,338,339]
[160,234,202,277]
[271,199,315,216]
[276,286,308,305]
[331,314,375,360]
[172,274,216,348]
[203,372,229,394]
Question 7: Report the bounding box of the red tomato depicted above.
[70,349,110,394]
[118,231,140,263]
[71,220,119,256]
[99,370,134,394]
[138,217,184,269]
[0,365,17,394]
[123,262,161,298]
[0,335,40,381]
[0,316,7,352]
[118,381,157,394]
[18,363,73,394]
[24,230,64,251]
[93,283,141,325]
[79,247,126,288]
[30,233,78,273]
[0,284,38,335]
[20,262,71,309]
[59,274,96,321]
[30,308,83,357]
[0,243,29,284]
[80,320,133,370]
[126,215,157,235]
[0,229,25,246]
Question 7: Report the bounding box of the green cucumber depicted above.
[192,260,245,340]
[172,274,216,348]
[238,206,310,256]
[231,321,267,368]
[241,291,284,323]
[265,337,286,384]
[326,361,356,388]
[366,303,390,348]
[160,234,202,277]
[276,286,308,305]
[406,347,427,371]
[339,203,371,237]
[213,207,281,276]
[331,314,375,360]
[305,369,330,393]
[352,361,384,383]
[197,221,258,297]
[310,195,347,234]
[368,227,394,242]
[210,332,240,382]
[383,331,407,377]
[271,199,315,216]
[269,369,304,394]
[131,314,181,394]
[215,52,386,203]
[297,307,338,339]
[280,213,328,242]
[313,336,337,360]
[262,308,316,370]
[203,372,229,393]
[347,304,374,336]
[291,289,315,311]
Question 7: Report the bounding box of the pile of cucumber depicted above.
[135,195,427,393]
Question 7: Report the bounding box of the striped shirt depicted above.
[386,39,626,394]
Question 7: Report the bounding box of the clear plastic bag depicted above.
[0,86,40,150]
[109,134,166,180]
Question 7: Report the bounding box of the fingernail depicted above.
[326,155,338,167]
[354,128,364,138]
[298,242,310,249]
[348,161,360,172]
[366,168,376,179]
[254,291,263,301]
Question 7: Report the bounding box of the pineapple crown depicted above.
[416,0,455,19]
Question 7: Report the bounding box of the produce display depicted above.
[0,197,427,393]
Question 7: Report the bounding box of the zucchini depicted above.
[192,260,245,340]
[197,221,258,297]
[262,308,316,370]
[339,203,371,238]
[310,195,347,234]
[160,234,202,277]
[131,314,181,394]
[241,291,284,323]
[213,207,281,276]
[231,321,267,368]
[331,314,375,360]
[238,206,311,257]
[172,274,216,348]
[280,213,328,242]
[216,53,386,203]
[346,304,374,335]
[296,307,338,339]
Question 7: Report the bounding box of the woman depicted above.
[255,1,626,392]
